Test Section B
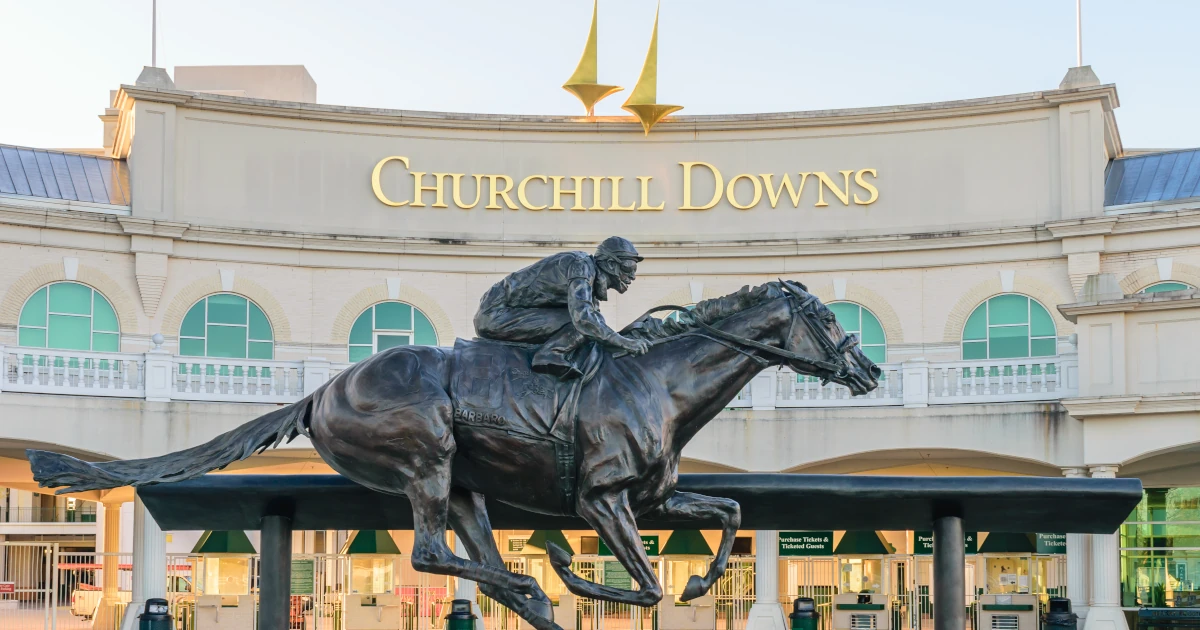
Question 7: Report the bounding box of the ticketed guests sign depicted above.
[914,531,978,555]
[779,531,834,556]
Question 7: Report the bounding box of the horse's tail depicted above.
[27,395,315,495]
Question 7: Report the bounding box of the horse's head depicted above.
[777,280,881,396]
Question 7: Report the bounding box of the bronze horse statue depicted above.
[29,280,879,630]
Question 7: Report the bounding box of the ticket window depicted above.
[840,557,883,594]
[985,556,1032,594]
[202,556,250,595]
[350,556,394,594]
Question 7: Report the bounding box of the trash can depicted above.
[1042,598,1078,630]
[138,598,173,630]
[791,597,820,630]
[445,599,478,630]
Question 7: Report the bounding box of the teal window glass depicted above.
[666,305,695,323]
[828,302,887,364]
[1140,282,1194,294]
[347,302,438,361]
[960,295,1057,360]
[17,282,121,352]
[1121,488,1200,608]
[178,294,274,359]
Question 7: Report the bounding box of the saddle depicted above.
[449,338,603,509]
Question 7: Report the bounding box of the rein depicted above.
[622,282,857,380]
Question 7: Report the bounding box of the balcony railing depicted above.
[0,507,97,523]
[727,355,1077,409]
[1,345,1076,409]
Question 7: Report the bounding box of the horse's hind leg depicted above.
[448,488,558,630]
[400,440,560,629]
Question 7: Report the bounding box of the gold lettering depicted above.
[588,176,605,211]
[411,172,450,208]
[853,169,879,205]
[549,176,588,211]
[726,173,763,210]
[485,175,517,210]
[450,173,484,209]
[607,176,635,211]
[636,176,664,211]
[760,173,811,208]
[680,161,723,210]
[814,170,853,207]
[518,175,548,211]
[371,156,410,207]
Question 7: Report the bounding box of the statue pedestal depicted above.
[745,603,788,630]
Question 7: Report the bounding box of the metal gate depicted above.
[783,558,837,630]
[711,557,755,630]
[0,543,134,630]
[571,557,660,630]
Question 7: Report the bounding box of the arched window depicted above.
[961,294,1056,360]
[348,302,438,362]
[18,282,120,351]
[828,302,887,364]
[1140,282,1194,294]
[179,294,274,359]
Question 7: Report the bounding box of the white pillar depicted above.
[1084,465,1128,630]
[121,493,168,630]
[95,502,124,630]
[746,530,787,630]
[453,536,484,630]
[1063,468,1091,620]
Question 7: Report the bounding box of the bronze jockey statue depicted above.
[474,236,651,379]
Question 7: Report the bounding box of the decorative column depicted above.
[1063,468,1091,620]
[121,493,168,630]
[745,530,787,630]
[95,502,124,630]
[453,536,484,630]
[1084,465,1128,630]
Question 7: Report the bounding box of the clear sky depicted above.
[2,0,1197,150]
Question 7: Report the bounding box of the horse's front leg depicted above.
[546,490,663,607]
[645,491,741,601]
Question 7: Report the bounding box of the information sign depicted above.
[779,531,833,556]
[599,536,659,557]
[603,561,633,589]
[914,531,978,555]
[1035,533,1066,554]
[0,582,14,594]
[508,538,528,553]
[290,559,315,596]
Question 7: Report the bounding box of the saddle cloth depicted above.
[449,338,601,445]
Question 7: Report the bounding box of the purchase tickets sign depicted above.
[600,536,659,557]
[1036,533,1067,554]
[914,531,978,555]
[779,531,834,556]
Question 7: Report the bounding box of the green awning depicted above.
[341,530,402,555]
[661,530,714,556]
[191,530,257,554]
[978,533,1036,554]
[834,531,894,555]
[522,530,574,555]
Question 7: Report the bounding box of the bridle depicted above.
[629,280,859,383]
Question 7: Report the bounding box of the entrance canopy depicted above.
[138,473,1140,534]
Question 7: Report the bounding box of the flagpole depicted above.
[1075,0,1082,67]
[152,0,157,67]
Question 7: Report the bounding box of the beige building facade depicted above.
[0,65,1198,630]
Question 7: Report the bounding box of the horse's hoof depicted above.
[546,541,573,570]
[680,575,707,602]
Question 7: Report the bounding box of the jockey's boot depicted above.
[532,328,585,380]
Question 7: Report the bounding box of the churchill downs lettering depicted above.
[372,156,879,212]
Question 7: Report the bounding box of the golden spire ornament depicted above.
[562,0,623,116]
[621,3,682,135]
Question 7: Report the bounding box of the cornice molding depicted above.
[1045,216,1118,239]
[1062,393,1200,418]
[1057,291,1200,322]
[114,83,1120,134]
[118,217,190,239]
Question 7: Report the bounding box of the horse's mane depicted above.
[624,281,793,342]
